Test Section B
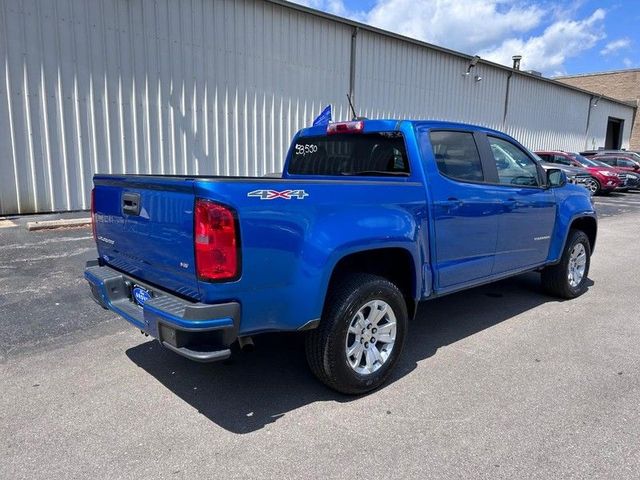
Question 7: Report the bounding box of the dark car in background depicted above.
[536,151,622,195]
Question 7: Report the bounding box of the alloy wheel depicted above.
[568,243,587,287]
[345,300,397,375]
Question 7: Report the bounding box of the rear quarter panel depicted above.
[193,179,427,335]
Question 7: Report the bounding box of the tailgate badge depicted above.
[248,189,308,200]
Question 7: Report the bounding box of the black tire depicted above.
[541,229,591,299]
[305,273,408,395]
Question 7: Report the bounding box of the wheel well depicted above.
[326,248,416,317]
[570,216,597,252]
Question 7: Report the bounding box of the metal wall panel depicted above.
[505,76,634,151]
[354,29,635,153]
[0,0,353,214]
[354,30,507,132]
[586,99,634,151]
[504,74,592,151]
[0,0,635,215]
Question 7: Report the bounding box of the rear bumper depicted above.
[84,261,240,362]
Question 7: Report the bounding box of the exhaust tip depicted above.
[238,336,255,352]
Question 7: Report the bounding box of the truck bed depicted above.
[92,173,426,335]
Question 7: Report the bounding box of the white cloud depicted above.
[600,38,631,56]
[290,0,543,52]
[479,9,606,73]
[623,58,634,68]
[289,1,608,74]
[363,0,544,53]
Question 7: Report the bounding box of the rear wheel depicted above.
[305,273,408,395]
[541,229,591,299]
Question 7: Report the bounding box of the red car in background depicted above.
[581,150,640,163]
[590,156,640,190]
[535,151,623,195]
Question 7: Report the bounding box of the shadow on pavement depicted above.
[126,272,592,434]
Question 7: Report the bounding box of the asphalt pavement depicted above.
[1,193,639,479]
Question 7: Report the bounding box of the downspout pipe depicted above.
[585,95,594,150]
[502,71,513,128]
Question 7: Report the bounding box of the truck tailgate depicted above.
[93,175,200,299]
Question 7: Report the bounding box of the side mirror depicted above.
[546,168,567,188]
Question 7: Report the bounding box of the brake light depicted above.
[327,121,364,135]
[90,189,97,242]
[194,199,239,281]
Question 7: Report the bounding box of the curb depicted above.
[0,219,17,229]
[26,218,91,231]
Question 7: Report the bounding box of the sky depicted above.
[290,0,640,77]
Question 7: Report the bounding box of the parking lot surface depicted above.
[1,193,639,479]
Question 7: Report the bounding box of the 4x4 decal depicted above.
[247,189,309,200]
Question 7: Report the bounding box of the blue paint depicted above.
[87,119,596,342]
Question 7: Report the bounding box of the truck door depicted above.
[423,130,501,291]
[483,136,556,273]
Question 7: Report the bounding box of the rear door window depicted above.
[552,154,572,166]
[429,131,484,182]
[287,133,409,176]
[618,158,636,168]
[487,137,539,187]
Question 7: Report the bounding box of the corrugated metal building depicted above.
[0,0,635,215]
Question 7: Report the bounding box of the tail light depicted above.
[327,121,364,135]
[90,188,97,242]
[194,199,239,281]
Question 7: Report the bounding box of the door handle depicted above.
[122,192,141,216]
[436,197,464,214]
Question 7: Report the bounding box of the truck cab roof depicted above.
[297,119,507,138]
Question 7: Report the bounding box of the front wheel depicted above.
[541,230,591,299]
[305,273,408,395]
[585,178,600,196]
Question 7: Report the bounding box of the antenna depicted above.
[346,93,357,120]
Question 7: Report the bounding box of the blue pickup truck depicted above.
[85,119,596,394]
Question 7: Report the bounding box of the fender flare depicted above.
[550,214,597,264]
[317,242,422,313]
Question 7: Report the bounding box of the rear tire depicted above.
[305,273,408,395]
[541,229,591,299]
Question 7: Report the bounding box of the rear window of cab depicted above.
[287,133,410,176]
